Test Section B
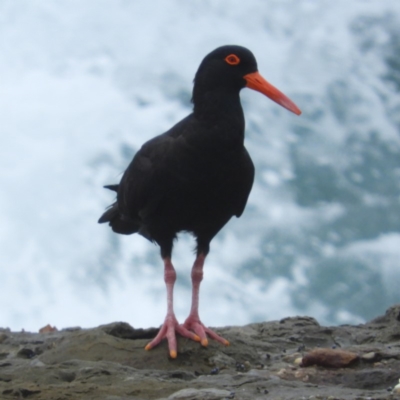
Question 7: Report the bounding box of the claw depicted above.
[170,350,177,359]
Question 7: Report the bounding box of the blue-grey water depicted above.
[0,0,399,331]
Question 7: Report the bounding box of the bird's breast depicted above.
[160,147,252,218]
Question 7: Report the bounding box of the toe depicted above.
[176,324,201,342]
[204,327,229,346]
[145,323,168,351]
[166,325,178,357]
[193,323,209,346]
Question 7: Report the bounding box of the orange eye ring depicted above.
[225,54,240,65]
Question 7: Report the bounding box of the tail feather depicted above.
[99,185,138,235]
[98,203,118,224]
[104,184,119,192]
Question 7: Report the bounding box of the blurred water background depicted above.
[1,0,399,331]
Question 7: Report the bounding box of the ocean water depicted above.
[0,0,399,332]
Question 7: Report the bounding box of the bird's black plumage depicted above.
[100,45,257,258]
[99,45,301,357]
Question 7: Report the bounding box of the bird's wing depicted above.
[117,130,189,222]
[234,148,255,218]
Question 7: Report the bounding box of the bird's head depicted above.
[193,45,301,115]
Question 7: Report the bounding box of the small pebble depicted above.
[30,359,46,367]
[276,368,288,378]
[235,362,245,372]
[294,357,303,365]
[392,378,400,394]
[361,352,376,361]
[210,367,219,375]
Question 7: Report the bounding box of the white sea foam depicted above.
[0,0,399,332]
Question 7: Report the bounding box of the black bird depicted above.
[99,45,301,358]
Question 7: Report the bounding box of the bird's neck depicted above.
[192,88,245,144]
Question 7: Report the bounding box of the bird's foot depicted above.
[145,314,201,358]
[182,315,230,347]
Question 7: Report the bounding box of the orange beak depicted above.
[244,71,301,115]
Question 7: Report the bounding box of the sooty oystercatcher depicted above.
[99,45,301,358]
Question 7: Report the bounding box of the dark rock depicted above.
[210,367,219,375]
[58,370,76,382]
[2,387,41,398]
[0,306,400,399]
[16,348,36,359]
[101,322,159,340]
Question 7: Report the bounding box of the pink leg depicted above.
[145,257,200,358]
[181,253,230,347]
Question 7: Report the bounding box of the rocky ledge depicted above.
[1,305,400,400]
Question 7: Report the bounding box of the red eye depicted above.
[225,54,240,65]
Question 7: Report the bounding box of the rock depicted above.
[294,357,303,365]
[361,351,377,362]
[301,348,359,368]
[282,351,302,363]
[16,348,36,359]
[101,322,159,340]
[208,351,236,368]
[393,378,400,394]
[39,324,57,333]
[30,359,46,367]
[0,305,400,399]
[167,388,233,399]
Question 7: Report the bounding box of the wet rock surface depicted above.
[1,305,400,399]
